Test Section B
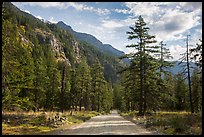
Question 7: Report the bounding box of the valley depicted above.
[2,2,202,135]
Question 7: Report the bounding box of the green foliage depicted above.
[75,58,92,111]
[190,39,202,68]
[121,111,201,135]
[170,116,188,133]
[191,69,202,112]
[113,84,126,111]
[160,73,176,111]
[174,73,188,110]
[2,16,35,110]
[120,15,161,115]
[90,59,111,112]
[2,2,116,113]
[78,40,124,83]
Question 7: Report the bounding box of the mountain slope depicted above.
[2,2,125,83]
[3,2,119,113]
[56,21,125,58]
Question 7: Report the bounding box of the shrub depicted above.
[170,116,188,133]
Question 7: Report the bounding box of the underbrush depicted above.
[2,110,101,135]
[119,111,202,135]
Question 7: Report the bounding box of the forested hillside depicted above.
[2,2,123,112]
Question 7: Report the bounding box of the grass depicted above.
[120,111,202,135]
[2,123,54,135]
[60,110,101,123]
[2,110,101,135]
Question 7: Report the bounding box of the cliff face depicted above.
[34,28,82,66]
[71,40,81,64]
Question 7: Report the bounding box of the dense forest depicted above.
[2,2,202,116]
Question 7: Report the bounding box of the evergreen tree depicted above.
[191,69,202,112]
[43,45,61,111]
[122,15,159,116]
[2,18,35,111]
[160,72,176,111]
[174,73,188,110]
[32,41,47,111]
[75,58,92,111]
[190,39,202,68]
[91,59,106,112]
[178,35,194,113]
[70,69,78,111]
[101,83,113,113]
[155,41,173,98]
[113,83,126,112]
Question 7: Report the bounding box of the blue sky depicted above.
[12,2,202,61]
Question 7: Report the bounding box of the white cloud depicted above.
[49,17,58,23]
[13,2,67,9]
[95,8,110,16]
[114,8,130,14]
[13,2,110,16]
[122,2,201,43]
[35,15,43,20]
[67,2,89,11]
[188,30,202,48]
[67,3,110,16]
[125,2,161,17]
[169,45,187,61]
[179,2,202,12]
[24,10,30,14]
[151,9,200,42]
[102,20,124,29]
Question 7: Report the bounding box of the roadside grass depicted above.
[2,110,101,135]
[62,111,101,124]
[120,111,202,135]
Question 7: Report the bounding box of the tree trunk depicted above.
[186,35,194,113]
[97,91,100,112]
[61,64,66,113]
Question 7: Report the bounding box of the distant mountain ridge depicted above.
[56,21,125,58]
[166,61,199,76]
[56,21,199,75]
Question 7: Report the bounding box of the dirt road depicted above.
[48,110,158,135]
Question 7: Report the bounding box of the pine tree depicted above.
[190,39,202,68]
[143,56,160,113]
[122,15,159,115]
[161,72,176,111]
[174,73,188,110]
[32,41,47,111]
[91,59,106,112]
[70,69,78,111]
[2,18,35,110]
[189,39,202,113]
[178,35,194,113]
[191,69,202,112]
[43,45,61,111]
[75,57,92,111]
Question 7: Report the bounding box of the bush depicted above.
[170,116,188,133]
[29,115,46,126]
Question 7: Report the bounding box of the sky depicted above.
[12,2,202,61]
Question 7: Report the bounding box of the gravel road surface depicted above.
[53,110,158,135]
